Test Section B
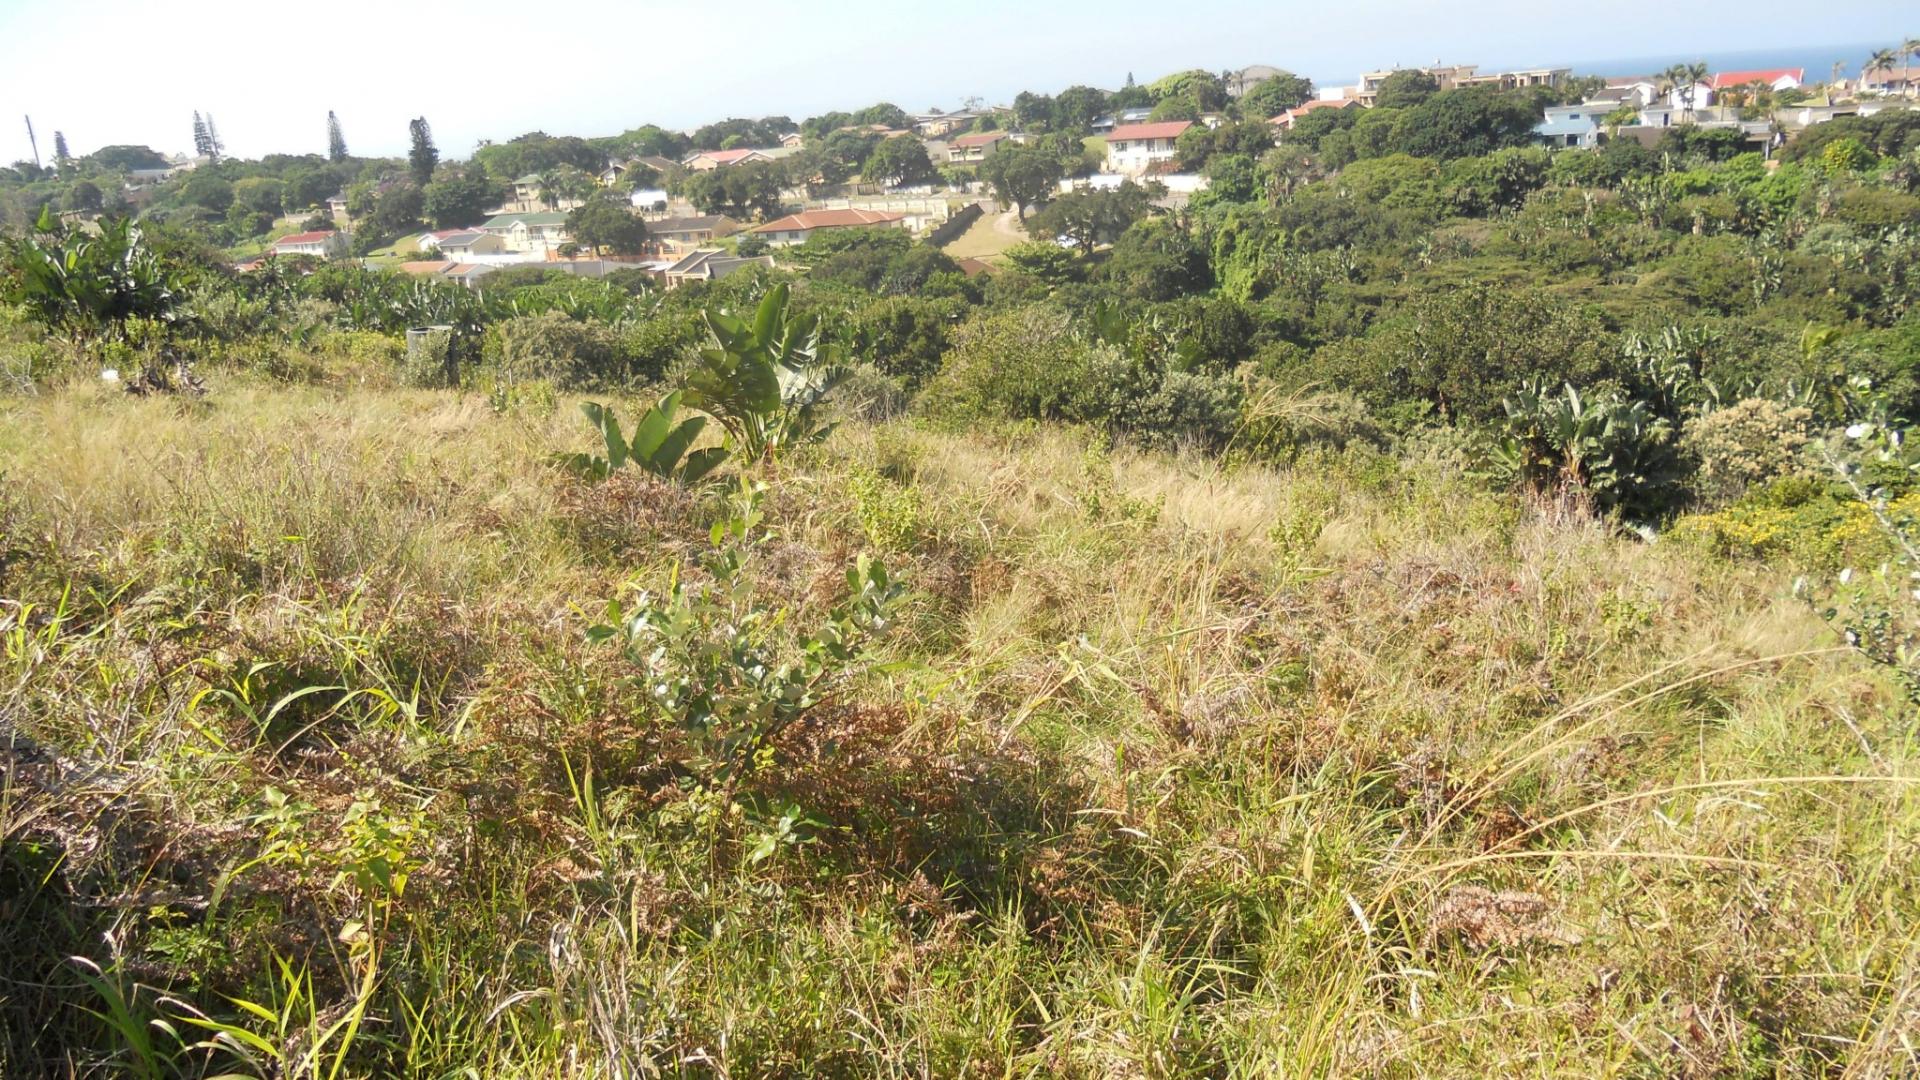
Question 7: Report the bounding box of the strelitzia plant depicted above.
[682,283,846,462]
[556,391,727,485]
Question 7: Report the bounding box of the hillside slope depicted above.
[1,380,1915,1076]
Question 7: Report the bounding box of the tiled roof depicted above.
[751,209,906,234]
[273,231,336,246]
[687,148,764,165]
[1708,68,1803,89]
[1107,121,1194,142]
[951,132,1009,148]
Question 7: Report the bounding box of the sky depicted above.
[0,0,1910,164]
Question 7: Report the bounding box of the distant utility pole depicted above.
[23,114,40,168]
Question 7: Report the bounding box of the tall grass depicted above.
[1,377,1914,1076]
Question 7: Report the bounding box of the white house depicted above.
[1103,121,1193,177]
[1708,68,1805,95]
[269,230,348,259]
[437,230,513,263]
[1534,103,1608,148]
[479,212,573,259]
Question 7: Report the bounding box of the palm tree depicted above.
[1866,48,1898,92]
[1831,60,1847,88]
[536,170,562,212]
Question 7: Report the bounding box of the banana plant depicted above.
[555,391,727,485]
[682,283,847,462]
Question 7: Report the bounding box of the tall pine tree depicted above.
[52,131,70,170]
[327,110,348,162]
[408,117,438,185]
[205,114,223,163]
[191,111,210,157]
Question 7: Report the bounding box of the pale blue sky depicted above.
[0,0,1909,164]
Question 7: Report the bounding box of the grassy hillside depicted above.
[3,376,1915,1076]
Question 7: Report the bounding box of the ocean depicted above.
[1308,41,1895,90]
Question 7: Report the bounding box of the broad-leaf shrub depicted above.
[1492,381,1687,520]
[682,283,847,461]
[589,483,905,784]
[556,394,726,486]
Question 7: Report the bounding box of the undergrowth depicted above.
[1,377,1915,1077]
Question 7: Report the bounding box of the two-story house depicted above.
[1103,121,1193,176]
[480,212,573,259]
[1533,103,1607,148]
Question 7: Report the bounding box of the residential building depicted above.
[1103,121,1193,176]
[508,173,585,213]
[1863,64,1920,97]
[912,110,984,138]
[1355,64,1481,106]
[437,230,510,262]
[326,192,350,225]
[1599,78,1662,107]
[1457,66,1571,91]
[779,131,806,149]
[479,212,572,258]
[661,249,775,288]
[683,148,775,171]
[645,214,740,254]
[1271,99,1358,131]
[269,230,348,259]
[1708,68,1805,94]
[414,229,467,253]
[1533,103,1608,148]
[947,131,1021,164]
[397,261,454,277]
[1227,64,1287,97]
[750,208,907,246]
[443,263,497,289]
[628,188,670,213]
[1091,107,1154,133]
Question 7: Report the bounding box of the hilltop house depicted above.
[480,212,572,258]
[750,208,907,246]
[326,192,351,225]
[270,231,348,260]
[683,148,775,171]
[1104,121,1193,176]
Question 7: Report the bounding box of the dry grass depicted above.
[1,377,1915,1077]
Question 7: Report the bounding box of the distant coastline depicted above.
[1308,41,1888,90]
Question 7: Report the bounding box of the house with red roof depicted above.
[750,208,906,247]
[1708,68,1804,93]
[682,148,775,171]
[269,230,347,259]
[1270,99,1358,131]
[1104,121,1194,176]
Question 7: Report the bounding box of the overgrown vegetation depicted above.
[4,68,1920,1077]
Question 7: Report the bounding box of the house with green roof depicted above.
[480,212,573,259]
